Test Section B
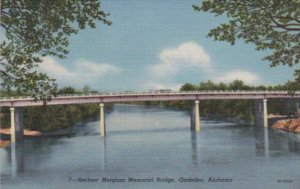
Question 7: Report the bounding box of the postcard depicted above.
[1,0,299,189]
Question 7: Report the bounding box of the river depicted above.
[0,104,300,189]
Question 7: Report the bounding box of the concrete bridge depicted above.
[1,90,300,142]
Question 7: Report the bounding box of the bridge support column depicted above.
[99,103,106,137]
[296,100,300,116]
[255,99,268,128]
[191,100,200,131]
[10,107,24,142]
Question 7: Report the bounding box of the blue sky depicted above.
[39,0,296,91]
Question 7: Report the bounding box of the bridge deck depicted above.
[0,91,299,107]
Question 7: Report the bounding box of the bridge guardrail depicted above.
[1,90,300,100]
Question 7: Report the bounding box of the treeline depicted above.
[0,86,111,132]
[1,81,299,132]
[148,80,300,121]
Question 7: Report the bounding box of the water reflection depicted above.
[5,143,25,178]
[264,128,270,159]
[254,126,300,158]
[254,128,270,159]
[190,132,198,165]
[2,138,63,181]
[5,125,299,180]
[10,143,17,178]
[1,104,300,189]
[100,138,107,171]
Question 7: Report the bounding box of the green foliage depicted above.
[0,86,111,132]
[22,104,100,132]
[0,0,111,99]
[180,83,196,91]
[193,0,300,82]
[164,80,299,121]
[57,87,77,94]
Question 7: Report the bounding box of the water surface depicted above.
[1,104,299,189]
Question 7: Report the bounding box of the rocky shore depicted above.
[0,128,42,136]
[0,140,10,148]
[0,128,42,148]
[272,118,300,133]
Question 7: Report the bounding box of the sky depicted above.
[38,0,296,92]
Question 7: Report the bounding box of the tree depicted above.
[180,83,195,91]
[0,0,111,98]
[82,85,93,93]
[193,0,300,82]
[57,86,76,95]
[198,80,217,90]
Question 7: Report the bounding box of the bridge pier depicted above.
[255,99,268,128]
[296,100,300,116]
[99,103,106,137]
[10,107,24,142]
[191,100,200,131]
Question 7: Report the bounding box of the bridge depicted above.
[1,90,300,142]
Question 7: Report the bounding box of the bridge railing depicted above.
[0,90,299,100]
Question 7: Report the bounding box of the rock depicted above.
[294,126,300,133]
[272,118,300,133]
[272,120,288,129]
[289,121,298,131]
[24,130,41,136]
[0,140,10,148]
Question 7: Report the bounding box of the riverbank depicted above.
[0,128,42,136]
[0,128,42,148]
[272,118,300,133]
[0,140,10,148]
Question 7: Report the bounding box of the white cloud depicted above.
[217,70,259,84]
[145,42,212,90]
[160,42,210,66]
[152,42,211,78]
[75,59,119,75]
[39,57,120,88]
[145,42,261,90]
[39,57,71,77]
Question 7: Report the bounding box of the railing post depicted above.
[99,103,106,137]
